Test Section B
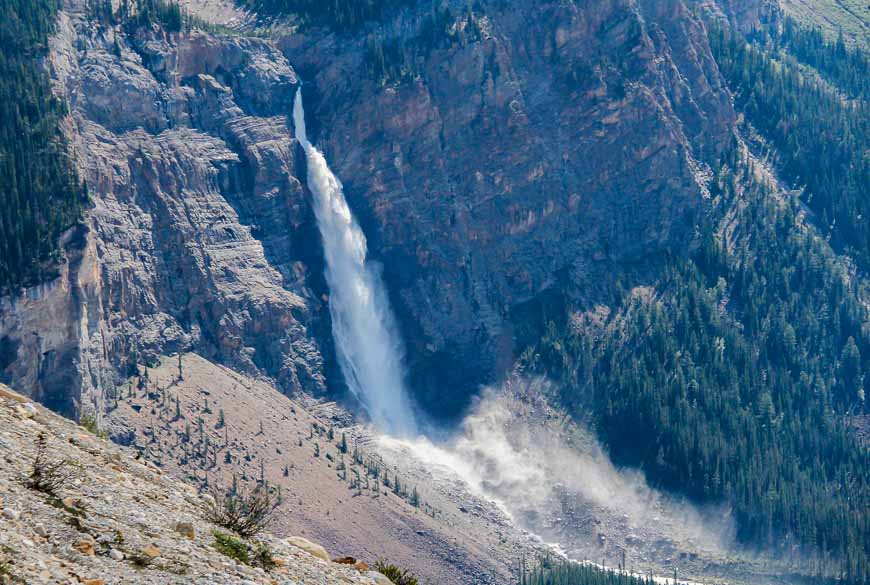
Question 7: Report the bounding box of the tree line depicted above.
[759,17,870,100]
[472,14,870,583]
[518,555,658,585]
[0,0,210,295]
[244,0,415,32]
[709,24,870,272]
[527,116,869,583]
[0,0,88,293]
[88,0,220,35]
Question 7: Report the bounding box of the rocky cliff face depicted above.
[711,0,781,32]
[0,3,329,419]
[279,0,737,415]
[2,0,756,421]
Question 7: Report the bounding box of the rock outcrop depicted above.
[286,537,330,562]
[1,2,329,419]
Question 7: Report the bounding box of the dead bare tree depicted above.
[202,483,281,537]
[27,433,78,496]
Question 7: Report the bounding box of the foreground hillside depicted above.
[105,352,527,584]
[0,384,391,584]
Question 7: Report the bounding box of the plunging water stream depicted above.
[293,89,417,437]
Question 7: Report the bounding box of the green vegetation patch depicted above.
[374,559,419,585]
[212,531,276,570]
[710,25,870,273]
[767,18,870,99]
[526,138,870,579]
[213,531,251,565]
[779,0,870,49]
[519,555,657,585]
[0,0,88,293]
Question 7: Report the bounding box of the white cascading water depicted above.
[293,89,417,437]
[293,88,730,585]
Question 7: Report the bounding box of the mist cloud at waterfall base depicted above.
[379,376,735,570]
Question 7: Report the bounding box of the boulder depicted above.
[368,571,396,585]
[174,521,196,539]
[73,538,96,556]
[286,536,329,562]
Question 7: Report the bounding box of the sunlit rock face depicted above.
[0,8,330,417]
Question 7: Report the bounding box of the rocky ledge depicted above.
[0,384,390,584]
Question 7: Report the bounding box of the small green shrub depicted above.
[213,531,250,565]
[27,433,78,496]
[374,560,419,585]
[0,560,24,584]
[253,541,277,570]
[212,531,277,570]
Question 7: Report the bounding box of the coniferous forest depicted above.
[768,18,870,100]
[0,0,87,293]
[519,556,658,585]
[87,0,218,35]
[528,20,870,583]
[243,0,415,32]
[0,0,219,295]
[534,154,870,583]
[709,24,870,270]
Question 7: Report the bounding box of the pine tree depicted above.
[339,432,348,454]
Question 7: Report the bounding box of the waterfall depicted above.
[293,89,418,437]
